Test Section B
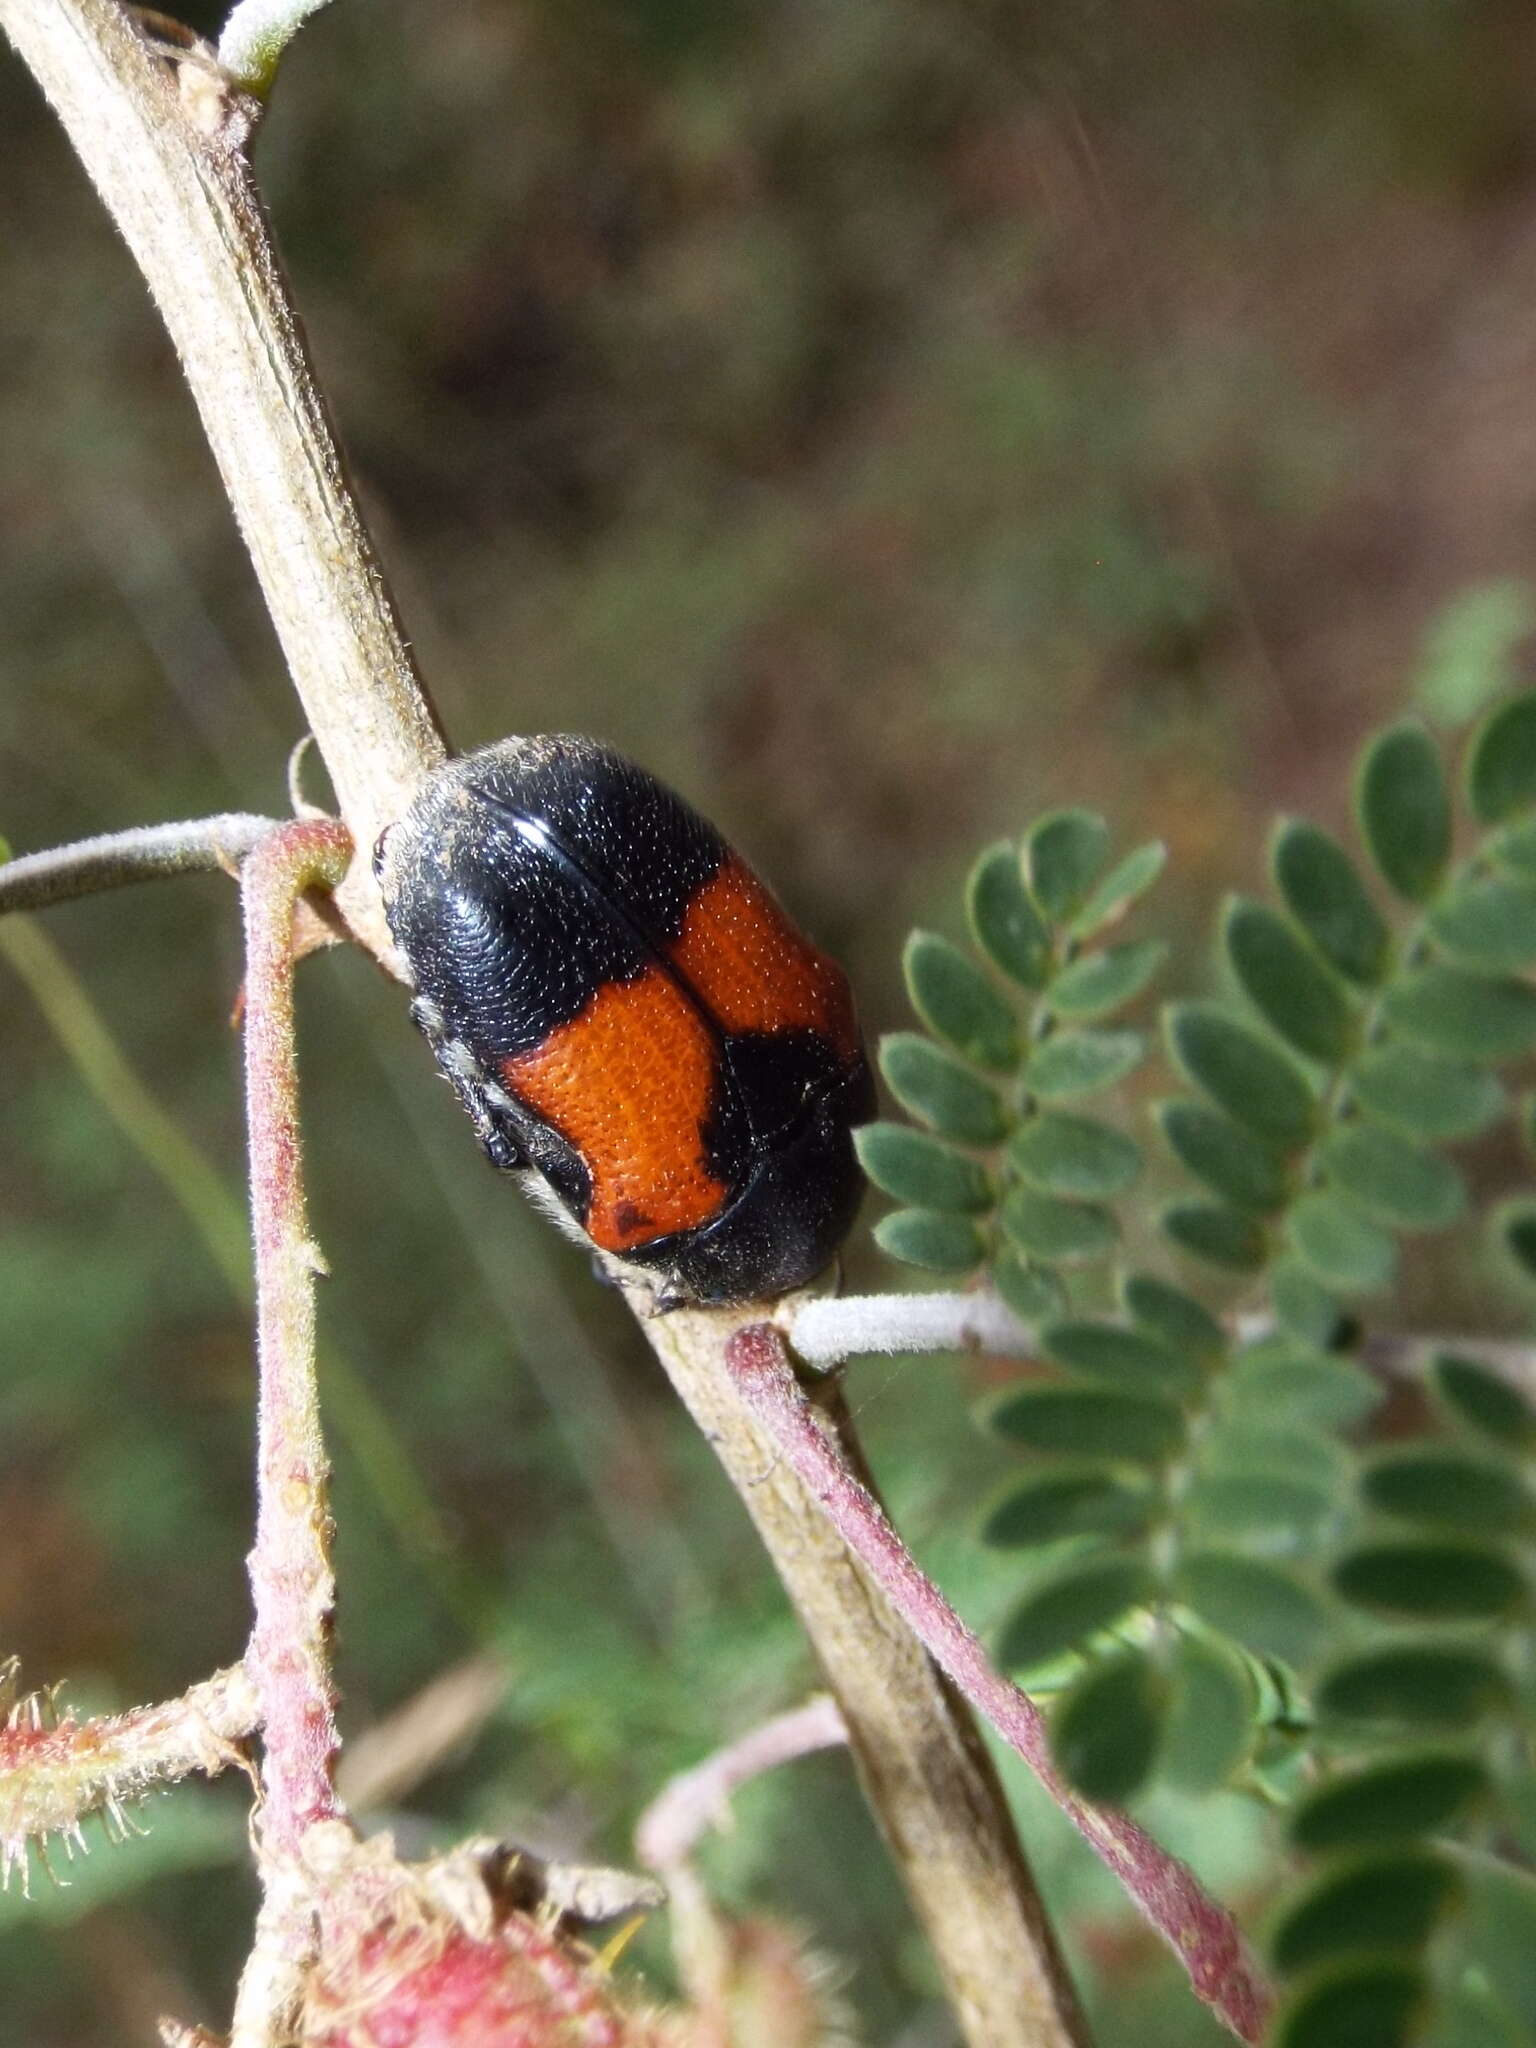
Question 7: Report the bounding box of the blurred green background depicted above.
[5,0,1536,2040]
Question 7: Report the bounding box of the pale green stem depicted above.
[217,0,336,96]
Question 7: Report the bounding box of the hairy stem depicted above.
[0,1663,258,1889]
[787,1288,1035,1369]
[240,819,351,1855]
[0,814,279,914]
[228,818,350,2047]
[726,1320,1274,2046]
[217,0,336,92]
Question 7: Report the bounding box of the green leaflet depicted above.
[1498,1198,1536,1287]
[1467,686,1536,825]
[999,1185,1118,1263]
[966,841,1052,989]
[1271,1260,1349,1348]
[1332,1539,1528,1621]
[1361,1446,1532,1533]
[1289,1752,1490,1853]
[1357,721,1451,902]
[1162,1199,1268,1271]
[1166,1002,1316,1146]
[1037,1316,1199,1397]
[1287,1190,1398,1293]
[1428,874,1536,968]
[878,1033,1009,1143]
[1024,808,1110,923]
[1070,840,1166,938]
[1348,1043,1505,1139]
[1158,1098,1290,1212]
[995,1552,1156,1671]
[1319,1123,1465,1231]
[1160,1629,1256,1793]
[1272,819,1391,986]
[1051,1647,1165,1803]
[855,1123,992,1212]
[1268,1848,1460,1975]
[1314,1643,1512,1728]
[1119,1272,1226,1362]
[1225,1339,1380,1430]
[1176,1550,1328,1666]
[1025,1027,1145,1100]
[1270,1959,1428,2048]
[1381,966,1536,1061]
[1008,1112,1142,1199]
[1047,937,1165,1019]
[979,1466,1155,1548]
[986,1384,1187,1461]
[871,1207,986,1273]
[990,1249,1066,1324]
[903,931,1020,1070]
[1200,1421,1353,1492]
[1225,896,1356,1063]
[1432,1353,1536,1446]
[1183,1471,1337,1547]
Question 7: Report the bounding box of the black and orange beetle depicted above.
[375,735,874,1307]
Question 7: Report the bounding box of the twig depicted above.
[640,1299,1093,2048]
[240,817,351,1853]
[0,1662,258,1889]
[217,0,336,93]
[231,818,350,2048]
[787,1289,1036,1369]
[635,1696,848,1876]
[725,1321,1274,2046]
[793,1291,1536,1399]
[0,814,279,914]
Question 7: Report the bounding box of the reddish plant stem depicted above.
[241,819,352,1859]
[726,1322,1273,2045]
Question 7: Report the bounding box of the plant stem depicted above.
[240,818,351,1857]
[725,1319,1274,2046]
[217,0,335,93]
[0,814,278,914]
[227,817,349,2047]
[0,1663,258,1888]
[642,1299,1094,2048]
[787,1288,1035,1369]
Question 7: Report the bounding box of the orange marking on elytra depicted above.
[500,968,728,1252]
[670,859,861,1058]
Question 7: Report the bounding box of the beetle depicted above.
[375,735,875,1307]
